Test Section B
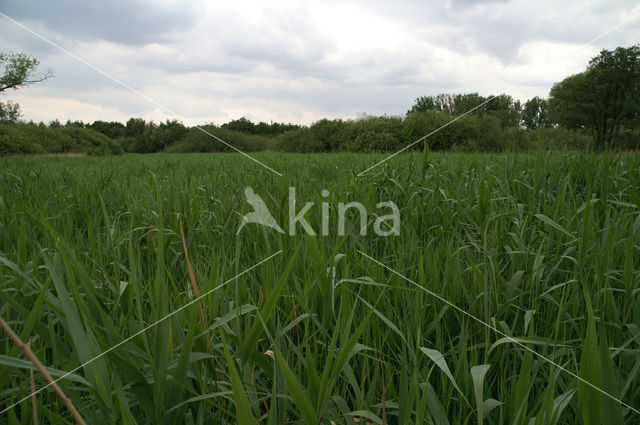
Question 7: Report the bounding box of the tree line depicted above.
[1,45,638,155]
[407,93,550,131]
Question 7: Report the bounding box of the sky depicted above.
[0,0,638,126]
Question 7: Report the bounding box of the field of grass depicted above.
[0,151,639,424]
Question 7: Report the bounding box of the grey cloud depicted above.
[0,19,62,60]
[114,6,336,78]
[1,0,638,125]
[1,0,199,45]
[347,0,638,63]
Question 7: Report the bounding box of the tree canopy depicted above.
[549,45,640,150]
[0,52,52,93]
[522,96,550,130]
[407,92,522,129]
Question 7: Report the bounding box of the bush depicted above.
[308,119,347,152]
[0,122,124,156]
[275,128,307,152]
[129,135,154,154]
[501,127,530,151]
[276,116,405,153]
[164,125,271,153]
[530,128,592,151]
[403,111,504,151]
[0,114,617,156]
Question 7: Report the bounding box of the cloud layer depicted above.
[1,0,639,124]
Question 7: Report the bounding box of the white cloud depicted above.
[10,94,132,123]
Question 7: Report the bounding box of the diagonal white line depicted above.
[1,250,282,415]
[357,249,640,416]
[0,12,283,177]
[357,12,640,177]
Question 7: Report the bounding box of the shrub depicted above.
[164,125,270,153]
[0,122,124,156]
[403,111,504,151]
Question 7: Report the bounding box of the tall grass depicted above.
[0,152,638,424]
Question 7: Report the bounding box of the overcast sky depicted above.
[1,0,638,125]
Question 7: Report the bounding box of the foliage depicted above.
[0,100,21,123]
[403,110,504,151]
[485,94,522,129]
[0,152,639,424]
[0,51,52,93]
[549,45,640,150]
[221,117,301,136]
[164,124,273,153]
[0,113,603,156]
[406,92,522,129]
[88,120,126,139]
[276,117,404,153]
[406,94,455,115]
[118,118,189,153]
[522,96,551,130]
[0,122,124,155]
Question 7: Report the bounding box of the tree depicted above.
[89,120,126,139]
[408,92,521,129]
[453,92,486,114]
[406,94,455,116]
[158,119,188,146]
[522,96,550,130]
[222,117,256,134]
[407,96,436,115]
[0,52,52,92]
[435,93,456,114]
[549,45,640,150]
[125,117,146,136]
[0,51,52,122]
[483,93,521,128]
[0,100,21,122]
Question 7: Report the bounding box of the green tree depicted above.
[409,92,521,129]
[89,120,126,139]
[407,95,436,115]
[308,118,348,151]
[125,117,146,136]
[484,93,521,129]
[0,52,52,92]
[158,119,188,146]
[407,94,455,116]
[522,96,550,130]
[0,51,52,122]
[549,45,640,150]
[222,117,256,134]
[0,100,21,122]
[453,92,486,114]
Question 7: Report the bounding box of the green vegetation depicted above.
[1,152,639,424]
[0,121,124,156]
[550,46,640,151]
[0,114,597,157]
[165,125,276,153]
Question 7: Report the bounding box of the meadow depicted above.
[0,151,639,424]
